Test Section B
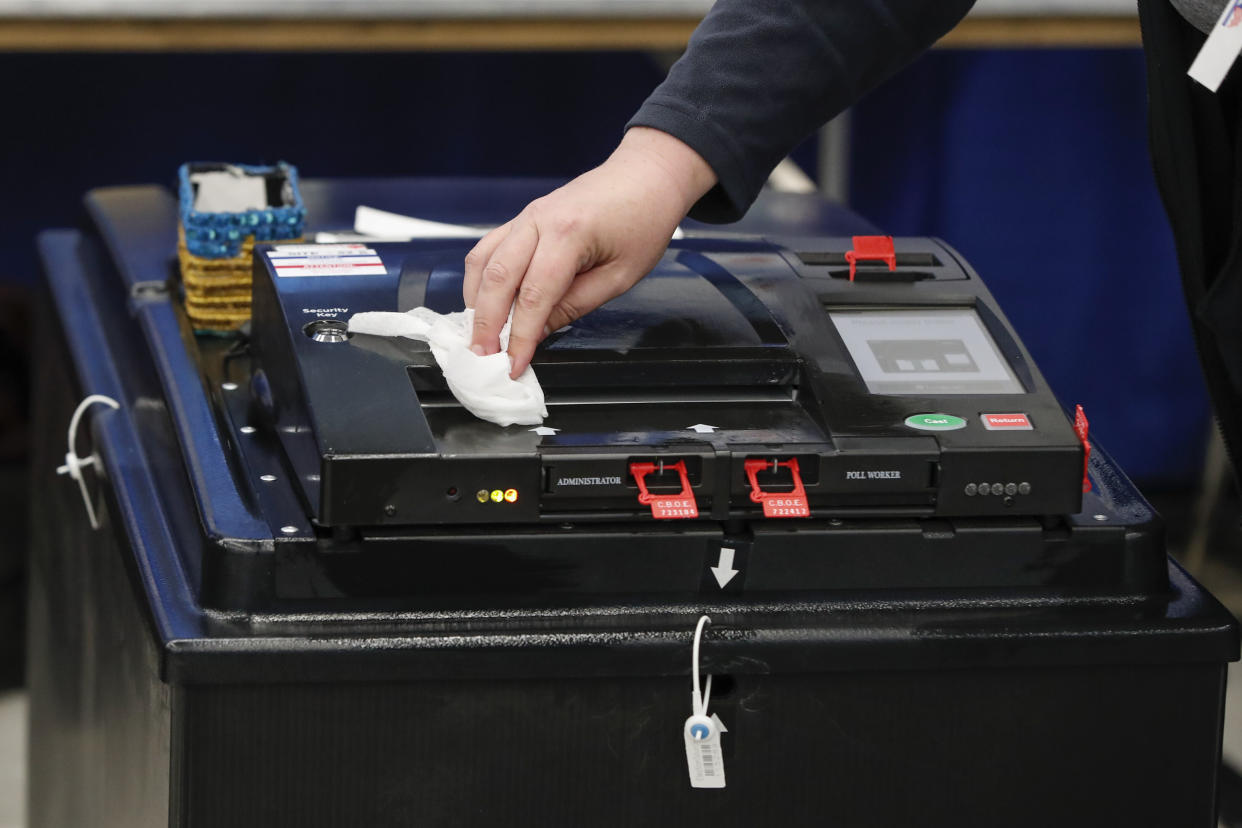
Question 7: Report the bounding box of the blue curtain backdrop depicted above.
[851,49,1207,486]
[0,51,665,286]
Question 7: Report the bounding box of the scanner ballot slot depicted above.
[409,351,801,399]
[409,343,802,410]
[411,376,798,408]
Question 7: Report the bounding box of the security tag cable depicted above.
[684,614,726,788]
[56,394,120,530]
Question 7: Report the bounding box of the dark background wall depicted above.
[0,50,668,285]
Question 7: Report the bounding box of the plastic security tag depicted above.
[744,458,810,518]
[650,496,699,520]
[684,714,726,788]
[630,461,699,520]
[760,495,808,519]
[1189,0,1242,92]
[684,615,726,788]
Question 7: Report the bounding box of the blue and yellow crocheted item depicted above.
[178,161,306,259]
[176,162,306,331]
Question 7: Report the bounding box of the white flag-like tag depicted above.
[1189,0,1242,92]
[684,714,726,788]
[683,615,726,788]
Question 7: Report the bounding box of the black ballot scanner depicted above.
[230,231,1148,611]
[252,234,1083,527]
[27,180,1239,828]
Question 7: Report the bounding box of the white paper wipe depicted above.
[347,307,547,427]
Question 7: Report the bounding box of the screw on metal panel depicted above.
[221,382,239,391]
[829,518,843,526]
[260,474,277,482]
[239,426,256,434]
[384,504,397,517]
[130,281,167,301]
[280,525,299,534]
[1093,514,1108,521]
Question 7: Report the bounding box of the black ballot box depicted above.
[27,178,1240,828]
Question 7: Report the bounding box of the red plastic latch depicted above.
[845,235,897,282]
[630,460,699,519]
[744,458,811,518]
[1073,404,1091,493]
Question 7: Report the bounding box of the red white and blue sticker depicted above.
[267,244,387,277]
[1189,0,1242,92]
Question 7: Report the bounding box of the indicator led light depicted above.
[504,488,518,503]
[490,489,504,503]
[476,489,490,503]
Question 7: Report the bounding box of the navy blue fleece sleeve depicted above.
[627,0,976,222]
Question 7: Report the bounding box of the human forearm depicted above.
[629,0,977,222]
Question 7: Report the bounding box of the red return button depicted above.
[981,413,1033,431]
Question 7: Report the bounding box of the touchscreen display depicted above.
[829,308,1023,395]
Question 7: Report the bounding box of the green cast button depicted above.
[905,413,967,431]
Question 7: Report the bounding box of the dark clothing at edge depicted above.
[626,0,977,223]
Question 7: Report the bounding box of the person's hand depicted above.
[464,126,716,378]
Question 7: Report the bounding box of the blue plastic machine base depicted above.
[26,178,1240,828]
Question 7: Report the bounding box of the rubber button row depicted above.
[964,481,1031,497]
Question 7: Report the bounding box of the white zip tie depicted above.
[692,614,712,720]
[56,394,120,530]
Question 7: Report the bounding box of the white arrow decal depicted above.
[688,423,718,433]
[711,546,739,588]
[529,426,560,436]
[711,713,728,733]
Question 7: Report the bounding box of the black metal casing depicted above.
[250,235,1084,531]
